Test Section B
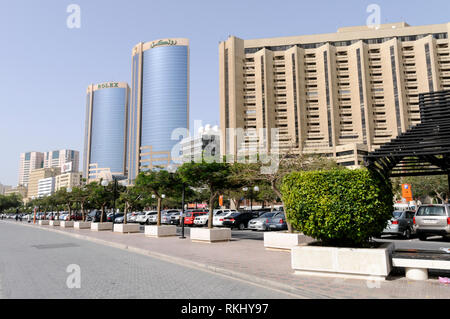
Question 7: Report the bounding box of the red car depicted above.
[183,210,208,226]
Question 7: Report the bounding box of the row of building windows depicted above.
[244,33,448,54]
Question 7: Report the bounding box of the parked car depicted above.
[382,210,415,238]
[136,211,157,225]
[161,210,180,224]
[266,212,288,231]
[222,211,260,230]
[128,212,140,223]
[169,211,182,225]
[414,204,450,240]
[86,210,108,222]
[212,209,238,227]
[248,211,279,231]
[184,210,208,226]
[113,213,128,224]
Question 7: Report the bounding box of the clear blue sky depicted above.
[0,0,449,186]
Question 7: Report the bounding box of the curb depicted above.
[1,221,332,299]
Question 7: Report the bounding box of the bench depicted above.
[392,249,450,280]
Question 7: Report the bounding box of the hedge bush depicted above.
[281,168,393,247]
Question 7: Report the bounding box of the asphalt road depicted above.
[0,221,295,299]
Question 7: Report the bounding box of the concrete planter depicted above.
[114,223,140,233]
[145,225,177,238]
[264,231,312,251]
[190,228,231,243]
[90,222,113,231]
[49,220,60,226]
[60,221,74,228]
[38,220,49,225]
[74,221,91,229]
[291,242,394,281]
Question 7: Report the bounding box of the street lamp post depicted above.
[167,164,186,239]
[101,179,109,223]
[243,186,259,212]
[67,187,72,221]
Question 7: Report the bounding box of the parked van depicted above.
[414,204,450,240]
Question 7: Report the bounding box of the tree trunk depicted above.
[100,205,105,223]
[156,197,162,226]
[124,202,128,224]
[208,193,217,229]
[81,202,85,221]
[271,180,293,233]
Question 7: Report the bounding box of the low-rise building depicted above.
[4,185,27,199]
[180,125,221,163]
[37,177,55,198]
[27,168,60,200]
[55,172,82,191]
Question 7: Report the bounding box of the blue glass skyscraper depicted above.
[128,38,189,182]
[83,82,129,181]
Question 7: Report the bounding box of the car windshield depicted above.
[416,206,446,216]
[392,211,403,218]
[259,212,276,218]
[186,213,192,217]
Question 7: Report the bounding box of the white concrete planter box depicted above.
[60,221,74,228]
[74,222,91,229]
[145,225,177,238]
[49,220,60,226]
[190,228,231,243]
[291,242,394,281]
[38,220,49,225]
[91,222,113,231]
[114,224,140,233]
[264,232,308,251]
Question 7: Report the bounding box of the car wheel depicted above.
[418,234,427,241]
[403,228,411,239]
[238,223,245,230]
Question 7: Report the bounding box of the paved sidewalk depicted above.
[3,220,450,299]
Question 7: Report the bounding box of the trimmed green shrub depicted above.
[281,168,393,247]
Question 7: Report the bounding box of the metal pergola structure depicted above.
[364,90,450,190]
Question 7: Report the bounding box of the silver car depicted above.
[382,210,415,239]
[414,204,450,241]
[248,211,279,231]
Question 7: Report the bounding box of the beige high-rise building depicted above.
[43,149,79,173]
[219,22,450,167]
[26,168,60,200]
[18,152,44,186]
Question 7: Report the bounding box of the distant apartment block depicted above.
[37,177,55,198]
[43,149,79,172]
[18,152,44,186]
[0,183,12,195]
[180,125,221,163]
[4,185,27,199]
[55,172,82,191]
[27,168,60,200]
[219,22,450,167]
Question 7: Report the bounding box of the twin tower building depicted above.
[83,39,189,184]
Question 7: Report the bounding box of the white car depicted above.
[136,211,157,225]
[213,209,238,227]
[194,214,209,226]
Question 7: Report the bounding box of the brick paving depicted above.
[3,220,450,299]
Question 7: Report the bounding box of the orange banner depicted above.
[401,184,413,202]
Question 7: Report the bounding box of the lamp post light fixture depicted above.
[243,186,259,212]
